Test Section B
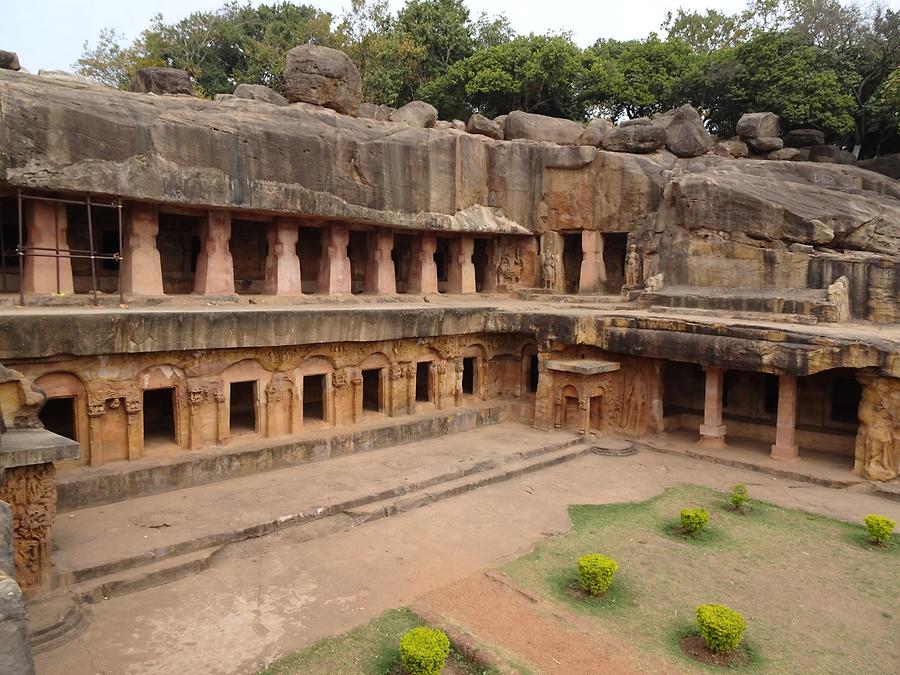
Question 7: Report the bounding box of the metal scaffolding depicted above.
[4,191,124,306]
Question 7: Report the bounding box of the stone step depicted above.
[56,433,585,589]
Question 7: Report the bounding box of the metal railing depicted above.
[1,191,124,306]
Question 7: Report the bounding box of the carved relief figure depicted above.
[856,377,899,481]
[541,247,557,290]
[497,249,525,287]
[624,244,642,288]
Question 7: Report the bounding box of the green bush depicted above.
[864,514,896,546]
[730,484,749,509]
[680,507,709,537]
[398,627,450,675]
[696,603,747,654]
[577,553,618,596]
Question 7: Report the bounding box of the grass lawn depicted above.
[503,484,900,674]
[259,607,499,675]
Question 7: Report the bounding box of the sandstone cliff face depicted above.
[0,70,898,316]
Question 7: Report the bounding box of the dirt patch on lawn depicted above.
[679,635,751,668]
[417,573,659,674]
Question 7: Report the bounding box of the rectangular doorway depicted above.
[528,354,539,394]
[303,374,326,422]
[562,233,582,294]
[462,357,476,395]
[362,368,382,413]
[39,397,77,441]
[603,233,628,292]
[143,388,176,445]
[229,381,257,434]
[415,362,431,402]
[590,396,603,432]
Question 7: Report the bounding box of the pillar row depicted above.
[318,223,351,295]
[365,230,396,294]
[579,230,605,294]
[408,234,438,294]
[447,235,475,294]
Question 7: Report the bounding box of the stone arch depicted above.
[35,372,88,466]
[461,343,488,400]
[558,384,581,432]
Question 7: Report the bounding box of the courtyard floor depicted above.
[33,425,900,675]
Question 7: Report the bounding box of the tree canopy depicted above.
[75,0,899,157]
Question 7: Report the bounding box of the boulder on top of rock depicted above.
[504,110,583,145]
[214,93,237,101]
[578,118,614,146]
[131,67,192,95]
[712,139,749,158]
[808,144,856,165]
[284,44,362,115]
[601,125,667,153]
[767,148,802,161]
[466,113,502,139]
[0,50,20,71]
[858,154,900,179]
[357,102,394,121]
[747,136,783,153]
[621,117,652,127]
[452,119,467,132]
[662,105,715,158]
[389,100,437,128]
[736,112,780,138]
[784,128,825,148]
[233,83,288,106]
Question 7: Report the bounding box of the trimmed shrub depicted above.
[696,603,747,654]
[577,553,618,596]
[680,507,709,537]
[730,484,749,509]
[864,514,896,546]
[399,627,450,675]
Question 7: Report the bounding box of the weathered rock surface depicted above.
[131,68,192,95]
[736,112,780,138]
[357,102,394,121]
[283,45,362,114]
[712,140,749,158]
[452,119,467,132]
[601,125,667,153]
[233,84,288,106]
[214,93,237,101]
[808,144,857,165]
[389,101,437,128]
[784,128,825,147]
[504,111,584,145]
[746,136,783,153]
[767,148,802,161]
[858,154,900,179]
[38,70,102,87]
[621,117,652,127]
[0,50,19,71]
[466,113,502,139]
[662,105,715,158]
[0,502,13,579]
[0,572,35,675]
[577,118,614,147]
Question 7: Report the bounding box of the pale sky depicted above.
[0,0,761,72]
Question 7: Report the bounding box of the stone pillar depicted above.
[454,359,464,407]
[87,404,104,466]
[125,398,142,461]
[771,375,799,460]
[193,210,234,295]
[579,397,590,435]
[482,240,500,294]
[698,367,727,447]
[406,364,417,413]
[331,370,353,425]
[264,217,301,295]
[351,371,363,423]
[318,224,351,295]
[447,235,476,294]
[23,200,74,294]
[214,389,228,445]
[188,386,209,449]
[0,463,57,590]
[365,230,396,294]
[579,231,605,294]
[408,234,438,294]
[121,202,164,295]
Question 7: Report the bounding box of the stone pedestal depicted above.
[265,218,302,295]
[579,231,605,294]
[365,230,396,294]
[699,367,727,447]
[408,234,438,294]
[0,428,79,592]
[771,375,799,459]
[193,210,235,295]
[121,202,164,296]
[447,235,476,294]
[23,201,74,295]
[318,224,351,295]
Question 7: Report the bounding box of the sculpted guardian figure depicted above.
[624,244,642,288]
[542,248,557,290]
